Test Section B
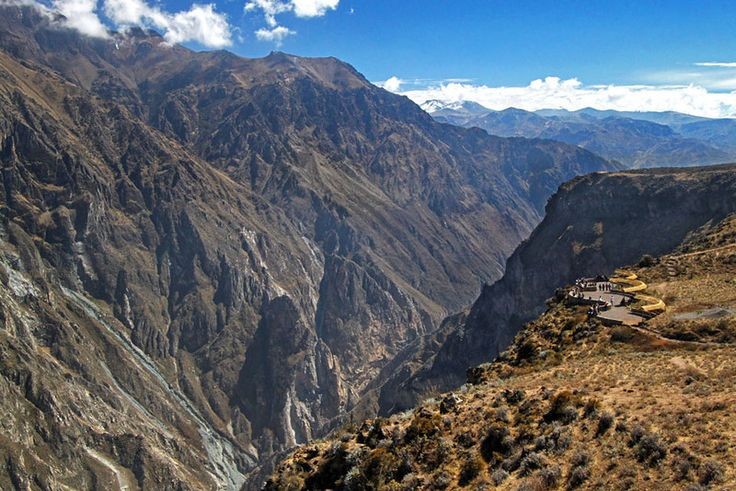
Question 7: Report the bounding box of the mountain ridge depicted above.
[425,101,736,168]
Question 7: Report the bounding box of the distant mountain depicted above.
[535,107,710,126]
[423,103,736,168]
[420,100,491,126]
[676,118,736,152]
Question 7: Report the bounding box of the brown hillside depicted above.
[267,215,736,490]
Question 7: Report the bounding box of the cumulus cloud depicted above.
[10,0,232,47]
[255,25,294,45]
[245,0,290,27]
[377,76,403,92]
[103,0,232,47]
[52,0,109,38]
[245,0,338,43]
[394,76,736,118]
[291,0,338,17]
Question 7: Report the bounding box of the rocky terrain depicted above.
[268,212,736,490]
[371,164,736,417]
[426,103,736,168]
[0,5,621,489]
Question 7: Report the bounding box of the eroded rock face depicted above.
[0,6,618,488]
[411,165,736,396]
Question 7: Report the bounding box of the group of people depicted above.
[570,276,633,318]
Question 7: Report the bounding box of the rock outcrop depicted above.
[396,164,736,403]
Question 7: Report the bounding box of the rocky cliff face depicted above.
[411,165,736,393]
[0,6,618,488]
[267,215,736,489]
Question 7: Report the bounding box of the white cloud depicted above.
[245,0,338,43]
[9,0,232,47]
[255,25,294,45]
[395,76,736,118]
[377,76,403,93]
[53,0,109,38]
[695,62,736,68]
[291,0,338,17]
[103,0,232,47]
[245,0,290,27]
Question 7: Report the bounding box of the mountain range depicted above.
[0,6,620,489]
[423,101,736,168]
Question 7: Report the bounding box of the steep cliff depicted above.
[404,164,736,401]
[268,209,736,491]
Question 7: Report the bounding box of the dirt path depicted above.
[670,242,736,259]
[86,448,136,491]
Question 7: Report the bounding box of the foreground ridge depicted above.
[267,215,736,490]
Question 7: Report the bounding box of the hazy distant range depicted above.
[422,100,736,168]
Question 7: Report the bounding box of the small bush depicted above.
[540,465,562,488]
[458,455,483,486]
[456,431,475,449]
[570,450,590,469]
[491,469,509,485]
[432,471,452,489]
[638,254,657,267]
[635,434,667,466]
[480,424,512,461]
[344,467,368,490]
[610,326,635,342]
[495,407,511,423]
[504,389,526,404]
[596,411,614,436]
[519,452,545,476]
[534,435,549,452]
[545,391,579,424]
[501,451,524,472]
[699,460,725,486]
[673,456,694,481]
[615,420,628,433]
[629,424,646,446]
[517,340,539,361]
[363,448,401,483]
[567,465,590,488]
[583,398,601,418]
[405,412,441,442]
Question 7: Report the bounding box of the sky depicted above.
[10,0,736,117]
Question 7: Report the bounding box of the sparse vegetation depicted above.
[699,460,725,486]
[268,229,736,490]
[638,254,657,267]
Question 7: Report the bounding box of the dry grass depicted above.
[267,218,736,490]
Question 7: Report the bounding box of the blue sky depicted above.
[27,0,736,116]
[190,0,736,88]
